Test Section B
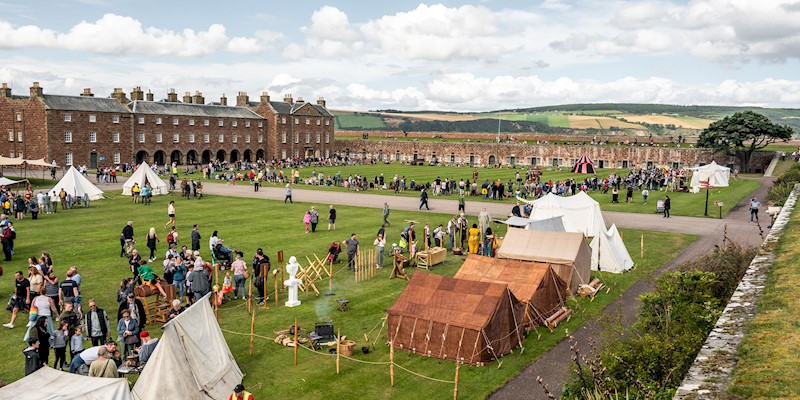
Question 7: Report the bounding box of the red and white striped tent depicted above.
[572,155,596,174]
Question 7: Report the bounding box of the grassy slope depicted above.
[0,190,693,399]
[729,206,800,398]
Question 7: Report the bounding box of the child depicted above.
[70,325,85,361]
[137,259,167,297]
[52,320,69,370]
[303,211,311,233]
[217,271,235,304]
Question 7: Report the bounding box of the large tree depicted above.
[698,111,794,171]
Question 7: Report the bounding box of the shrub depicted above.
[770,163,800,205]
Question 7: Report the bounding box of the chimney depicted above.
[193,91,204,105]
[284,93,293,104]
[110,88,127,104]
[296,96,305,103]
[146,90,154,101]
[81,88,94,97]
[130,86,144,101]
[260,91,270,104]
[236,91,249,107]
[220,93,228,106]
[1,83,12,98]
[183,91,193,104]
[167,88,178,102]
[317,97,326,108]
[30,82,43,98]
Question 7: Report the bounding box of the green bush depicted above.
[770,163,800,205]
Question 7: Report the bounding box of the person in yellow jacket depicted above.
[467,223,480,254]
[229,383,253,400]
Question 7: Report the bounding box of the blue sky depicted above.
[1,0,799,111]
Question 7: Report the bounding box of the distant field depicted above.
[619,114,713,129]
[333,112,386,129]
[380,112,478,122]
[567,115,645,129]
[478,112,572,128]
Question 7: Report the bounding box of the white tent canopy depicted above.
[49,166,104,200]
[123,162,168,195]
[132,294,243,400]
[0,177,23,186]
[0,366,133,399]
[497,216,531,227]
[689,161,731,193]
[517,192,606,237]
[590,224,634,273]
[526,216,567,233]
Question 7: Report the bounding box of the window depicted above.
[16,113,22,122]
[113,152,121,164]
[316,133,321,143]
[64,113,72,122]
[138,132,145,143]
[281,117,286,124]
[64,131,72,143]
[282,132,286,143]
[156,117,162,125]
[189,119,195,126]
[306,118,310,125]
[325,132,330,143]
[203,119,209,126]
[89,114,96,123]
[173,133,179,143]
[218,134,224,143]
[245,121,251,128]
[204,133,210,143]
[89,131,96,143]
[189,133,195,143]
[112,115,120,124]
[113,132,120,143]
[218,119,224,127]
[294,118,299,124]
[305,133,310,143]
[156,133,163,143]
[281,149,286,159]
[9,151,13,158]
[232,120,238,127]
[258,134,263,143]
[245,134,251,143]
[294,133,299,143]
[138,117,145,124]
[172,117,179,125]
[232,134,238,143]
[316,118,320,126]
[65,153,73,166]
[16,131,22,142]
[17,152,22,158]
[7,130,13,142]
[325,119,330,126]
[258,121,263,128]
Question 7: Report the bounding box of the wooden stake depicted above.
[454,362,460,400]
[213,263,219,320]
[390,340,395,386]
[640,234,644,259]
[329,258,333,292]
[293,318,299,367]
[274,270,279,307]
[249,305,256,355]
[336,328,341,374]
[248,271,253,313]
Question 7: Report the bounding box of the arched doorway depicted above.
[153,150,165,166]
[170,150,182,165]
[201,150,212,164]
[216,150,226,162]
[243,149,252,162]
[135,151,148,165]
[186,150,197,165]
[230,150,239,163]
[314,150,320,158]
[256,149,265,161]
[488,155,496,165]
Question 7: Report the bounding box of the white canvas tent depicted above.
[590,224,634,273]
[496,228,592,294]
[689,161,730,193]
[132,294,243,400]
[49,165,104,200]
[517,192,606,237]
[526,216,567,232]
[0,365,133,399]
[498,216,531,227]
[123,162,169,195]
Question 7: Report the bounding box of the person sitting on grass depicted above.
[137,259,167,297]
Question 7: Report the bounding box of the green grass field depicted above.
[333,112,386,130]
[0,188,694,399]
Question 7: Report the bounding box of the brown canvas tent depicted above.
[496,229,591,294]
[455,254,567,327]
[387,271,526,365]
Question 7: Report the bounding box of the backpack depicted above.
[167,232,175,243]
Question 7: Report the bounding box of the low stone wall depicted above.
[673,184,800,399]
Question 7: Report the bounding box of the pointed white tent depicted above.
[49,165,104,200]
[0,366,133,399]
[517,192,606,237]
[590,224,634,273]
[132,294,243,400]
[122,162,169,195]
[689,161,730,193]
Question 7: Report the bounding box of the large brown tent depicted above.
[496,229,591,294]
[455,254,567,328]
[387,271,526,365]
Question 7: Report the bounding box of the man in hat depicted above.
[229,383,253,400]
[137,330,159,364]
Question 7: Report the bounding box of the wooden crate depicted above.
[415,247,447,269]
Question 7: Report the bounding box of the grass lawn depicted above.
[729,206,800,398]
[333,112,386,130]
[0,189,694,399]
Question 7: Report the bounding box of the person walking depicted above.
[458,192,465,214]
[328,205,336,231]
[190,224,201,252]
[164,201,176,228]
[383,202,391,226]
[344,233,359,270]
[663,195,671,218]
[750,197,760,222]
[309,207,319,232]
[284,184,293,204]
[374,234,386,269]
[231,254,248,300]
[146,227,159,262]
[303,211,311,233]
[419,188,430,210]
[642,188,649,205]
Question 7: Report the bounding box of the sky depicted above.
[1,0,799,112]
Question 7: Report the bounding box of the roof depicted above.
[251,100,332,117]
[130,100,263,119]
[497,229,589,265]
[41,94,132,113]
[0,366,133,399]
[456,254,553,302]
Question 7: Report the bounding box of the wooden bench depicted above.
[415,247,446,270]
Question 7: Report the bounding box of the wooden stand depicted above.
[134,284,175,325]
[273,270,280,307]
[416,247,446,270]
[391,252,409,280]
[293,318,299,367]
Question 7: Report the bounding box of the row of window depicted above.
[62,152,121,166]
[280,149,331,159]
[280,117,331,126]
[63,114,119,123]
[281,132,330,144]
[136,132,263,144]
[62,131,119,143]
[137,116,263,128]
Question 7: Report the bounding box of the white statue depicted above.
[284,256,302,307]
